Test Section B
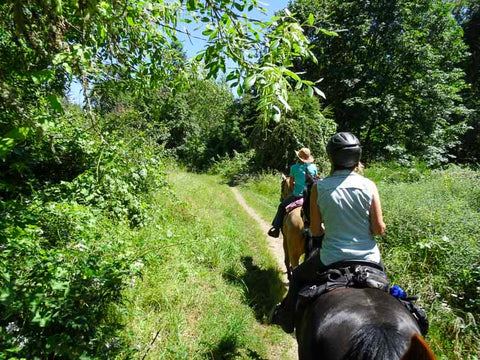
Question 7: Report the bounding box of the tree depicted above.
[0,0,322,194]
[250,90,337,172]
[289,0,469,165]
[452,0,480,163]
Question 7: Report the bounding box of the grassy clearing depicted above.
[236,165,480,359]
[117,170,296,359]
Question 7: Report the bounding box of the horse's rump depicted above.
[296,288,422,360]
[280,175,306,278]
[282,206,305,278]
[343,324,410,360]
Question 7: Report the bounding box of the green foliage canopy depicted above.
[452,0,480,163]
[289,0,470,165]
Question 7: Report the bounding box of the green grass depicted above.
[236,173,280,224]
[117,170,296,359]
[236,164,480,359]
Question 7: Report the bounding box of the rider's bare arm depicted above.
[310,185,324,237]
[369,182,386,235]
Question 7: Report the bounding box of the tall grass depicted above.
[117,170,296,359]
[237,164,480,359]
[236,173,281,223]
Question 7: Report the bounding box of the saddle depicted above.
[298,261,389,306]
[297,260,429,335]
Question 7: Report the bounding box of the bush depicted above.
[209,150,257,185]
[0,200,142,358]
[0,104,95,200]
[364,161,432,184]
[0,105,168,358]
[251,90,337,173]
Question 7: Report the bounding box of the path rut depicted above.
[230,186,298,360]
[230,187,288,281]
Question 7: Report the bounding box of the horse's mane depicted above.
[342,324,409,360]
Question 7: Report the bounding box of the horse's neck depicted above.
[281,180,293,200]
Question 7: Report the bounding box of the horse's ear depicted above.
[282,174,287,180]
[400,333,435,360]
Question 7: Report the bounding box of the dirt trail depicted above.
[230,187,288,282]
[230,187,298,360]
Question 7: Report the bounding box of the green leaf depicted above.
[308,13,314,26]
[127,17,134,26]
[284,69,300,81]
[307,86,314,97]
[313,86,326,99]
[320,28,338,37]
[270,39,280,51]
[31,69,55,84]
[48,95,64,113]
[0,137,16,161]
[244,74,257,91]
[233,2,244,12]
[226,71,238,82]
[278,95,291,111]
[63,62,72,75]
[272,105,281,122]
[186,0,197,11]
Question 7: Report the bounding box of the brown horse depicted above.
[281,174,306,280]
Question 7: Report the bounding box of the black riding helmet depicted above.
[326,132,362,168]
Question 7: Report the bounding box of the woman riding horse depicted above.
[271,132,386,333]
[268,147,318,238]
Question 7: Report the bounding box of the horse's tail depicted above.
[342,324,409,360]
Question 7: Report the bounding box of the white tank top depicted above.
[316,170,381,265]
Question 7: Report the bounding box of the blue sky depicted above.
[68,0,289,104]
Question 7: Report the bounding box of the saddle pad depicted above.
[285,197,304,213]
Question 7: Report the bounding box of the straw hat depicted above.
[295,147,314,163]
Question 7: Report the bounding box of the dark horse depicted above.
[295,288,435,360]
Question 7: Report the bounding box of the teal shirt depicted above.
[316,170,381,265]
[290,163,317,196]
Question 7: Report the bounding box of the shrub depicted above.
[0,105,168,358]
[209,150,257,185]
[251,90,337,173]
[0,200,142,358]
